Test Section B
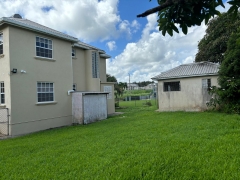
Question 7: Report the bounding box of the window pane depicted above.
[37,82,54,102]
[164,82,180,92]
[36,37,53,58]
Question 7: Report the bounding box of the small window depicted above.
[36,37,52,58]
[0,33,3,54]
[0,82,5,104]
[92,51,99,78]
[37,82,54,102]
[72,48,75,57]
[163,81,180,92]
[73,83,77,91]
[202,79,211,88]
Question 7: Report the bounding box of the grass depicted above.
[121,89,153,98]
[0,103,240,179]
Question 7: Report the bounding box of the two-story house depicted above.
[0,14,115,136]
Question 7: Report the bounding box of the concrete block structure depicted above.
[152,62,219,112]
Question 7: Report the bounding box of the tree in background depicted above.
[106,74,117,83]
[106,74,127,98]
[195,12,240,63]
[218,30,240,113]
[137,0,240,36]
[208,29,240,113]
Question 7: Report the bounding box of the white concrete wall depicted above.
[72,92,107,124]
[157,76,218,112]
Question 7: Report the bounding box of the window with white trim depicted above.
[72,48,75,57]
[163,81,181,92]
[92,51,99,78]
[0,33,3,54]
[37,82,54,102]
[73,83,77,91]
[202,79,211,88]
[36,37,52,58]
[0,82,5,104]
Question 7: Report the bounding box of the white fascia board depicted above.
[100,54,111,58]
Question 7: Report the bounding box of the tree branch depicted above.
[137,0,174,18]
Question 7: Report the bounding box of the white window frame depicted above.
[36,36,53,59]
[72,48,75,57]
[0,33,3,55]
[73,83,77,91]
[37,82,54,103]
[0,82,5,104]
[92,51,99,78]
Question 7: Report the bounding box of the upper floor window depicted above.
[92,51,99,78]
[37,82,54,102]
[0,82,5,104]
[36,37,52,58]
[0,33,3,54]
[163,81,181,92]
[72,48,75,57]
[202,79,211,88]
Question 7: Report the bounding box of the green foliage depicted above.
[106,74,117,82]
[157,0,223,36]
[1,108,240,179]
[139,0,240,36]
[106,74,127,98]
[207,30,240,114]
[218,30,240,113]
[195,12,240,63]
[133,81,154,87]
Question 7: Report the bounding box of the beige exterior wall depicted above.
[157,75,218,112]
[72,48,86,91]
[8,26,73,136]
[99,57,106,82]
[101,82,115,114]
[85,50,100,92]
[0,26,11,135]
[0,26,11,109]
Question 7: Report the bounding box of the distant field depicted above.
[0,104,240,179]
[121,89,153,98]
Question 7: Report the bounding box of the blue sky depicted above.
[0,0,230,82]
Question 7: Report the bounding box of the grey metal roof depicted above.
[74,42,111,58]
[74,42,105,53]
[0,17,78,42]
[152,62,219,81]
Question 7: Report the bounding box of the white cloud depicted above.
[106,41,116,51]
[107,14,207,82]
[0,0,139,42]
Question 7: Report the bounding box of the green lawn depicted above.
[0,103,240,179]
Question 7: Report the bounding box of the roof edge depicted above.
[0,17,78,42]
[152,73,218,81]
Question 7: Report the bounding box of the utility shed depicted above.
[152,62,219,112]
[72,92,108,124]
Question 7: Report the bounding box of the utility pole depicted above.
[128,73,130,91]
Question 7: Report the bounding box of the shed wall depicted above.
[157,76,218,111]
